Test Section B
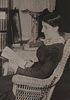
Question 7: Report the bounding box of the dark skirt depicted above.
[0,75,15,100]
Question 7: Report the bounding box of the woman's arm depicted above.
[16,47,63,79]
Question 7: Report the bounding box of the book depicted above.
[0,32,7,51]
[1,46,26,69]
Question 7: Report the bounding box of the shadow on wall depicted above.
[55,0,70,33]
[51,56,70,100]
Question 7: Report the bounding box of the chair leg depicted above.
[12,84,17,97]
[47,86,55,100]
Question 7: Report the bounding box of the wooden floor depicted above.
[51,57,70,100]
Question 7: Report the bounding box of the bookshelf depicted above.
[0,0,10,76]
[0,0,10,53]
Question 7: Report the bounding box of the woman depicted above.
[0,12,65,100]
[15,13,65,78]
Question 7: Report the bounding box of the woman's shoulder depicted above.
[51,43,64,49]
[38,43,64,50]
[47,43,64,52]
[45,43,64,61]
[51,43,64,47]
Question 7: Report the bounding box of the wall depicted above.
[55,0,70,33]
[11,0,56,40]
[19,11,32,40]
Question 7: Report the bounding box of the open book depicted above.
[1,46,26,68]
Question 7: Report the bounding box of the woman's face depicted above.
[41,21,59,40]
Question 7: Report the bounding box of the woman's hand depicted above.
[9,59,18,73]
[25,60,34,68]
[3,62,9,76]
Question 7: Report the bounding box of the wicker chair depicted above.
[3,38,70,100]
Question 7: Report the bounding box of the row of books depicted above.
[0,32,7,51]
[0,19,7,31]
[0,12,7,31]
[0,0,9,8]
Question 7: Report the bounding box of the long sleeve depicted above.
[16,44,64,79]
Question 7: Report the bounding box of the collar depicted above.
[41,36,65,46]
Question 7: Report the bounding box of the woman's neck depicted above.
[43,35,65,45]
[45,34,60,42]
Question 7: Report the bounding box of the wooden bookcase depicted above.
[0,0,10,76]
[0,0,11,53]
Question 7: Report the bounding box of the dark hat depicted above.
[42,13,62,27]
[42,12,65,36]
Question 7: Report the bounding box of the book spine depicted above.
[1,0,2,7]
[2,34,4,50]
[0,0,1,8]
[5,13,7,30]
[5,0,7,8]
[0,19,1,30]
[2,0,3,8]
[4,0,6,8]
[0,32,7,51]
[3,0,5,8]
[4,33,7,48]
[4,19,5,30]
[1,19,2,30]
[0,33,1,51]
[2,19,3,31]
[7,0,9,8]
[0,33,2,51]
[3,19,4,30]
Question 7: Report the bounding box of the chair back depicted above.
[48,38,70,85]
[39,38,70,100]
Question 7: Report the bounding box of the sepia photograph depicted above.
[0,0,70,100]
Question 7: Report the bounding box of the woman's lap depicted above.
[0,75,13,93]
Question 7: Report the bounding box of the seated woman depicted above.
[0,12,65,100]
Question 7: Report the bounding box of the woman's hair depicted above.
[42,13,65,36]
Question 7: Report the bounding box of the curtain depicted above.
[12,0,56,12]
[11,0,56,40]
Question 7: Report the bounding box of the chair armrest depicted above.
[12,74,56,88]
